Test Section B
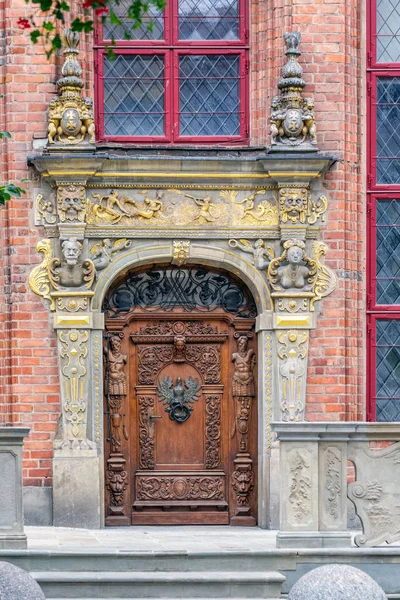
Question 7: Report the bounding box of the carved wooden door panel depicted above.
[104,313,258,526]
[130,318,230,525]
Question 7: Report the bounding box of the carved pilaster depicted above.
[277,329,309,422]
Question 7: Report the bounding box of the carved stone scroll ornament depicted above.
[269,31,317,151]
[90,238,133,272]
[277,330,308,422]
[49,238,95,290]
[136,475,224,500]
[228,238,274,271]
[47,29,95,145]
[36,193,56,225]
[310,241,337,309]
[57,184,86,222]
[157,376,201,423]
[55,329,95,450]
[29,239,55,310]
[348,441,400,547]
[267,239,317,292]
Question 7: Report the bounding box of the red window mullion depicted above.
[367,314,377,421]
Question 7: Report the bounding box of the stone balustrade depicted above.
[272,422,400,548]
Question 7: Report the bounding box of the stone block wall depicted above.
[0,0,365,492]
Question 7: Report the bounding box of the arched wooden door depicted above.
[103,266,258,526]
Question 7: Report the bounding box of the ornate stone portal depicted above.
[28,29,337,529]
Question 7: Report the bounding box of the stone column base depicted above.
[0,534,27,550]
[53,451,101,529]
[276,530,352,548]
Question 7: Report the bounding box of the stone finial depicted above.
[269,31,318,152]
[47,29,95,146]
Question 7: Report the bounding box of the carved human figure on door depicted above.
[104,335,127,396]
[231,335,256,452]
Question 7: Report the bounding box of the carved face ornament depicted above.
[287,246,303,265]
[62,238,82,266]
[61,194,84,220]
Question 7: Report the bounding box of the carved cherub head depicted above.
[61,237,82,266]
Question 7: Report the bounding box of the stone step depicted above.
[2,551,296,573]
[32,570,286,599]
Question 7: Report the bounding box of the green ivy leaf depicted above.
[30,29,41,44]
[0,131,11,139]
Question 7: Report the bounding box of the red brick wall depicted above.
[0,0,364,487]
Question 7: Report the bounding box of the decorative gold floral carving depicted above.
[29,239,55,310]
[277,330,308,421]
[172,240,190,266]
[57,184,86,222]
[310,241,337,309]
[47,30,95,145]
[36,193,56,224]
[277,298,309,312]
[59,329,89,439]
[56,295,89,312]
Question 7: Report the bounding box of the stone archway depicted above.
[102,263,260,526]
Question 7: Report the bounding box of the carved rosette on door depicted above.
[104,332,130,525]
[130,319,230,525]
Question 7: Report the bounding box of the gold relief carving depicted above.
[36,193,56,224]
[228,238,274,271]
[49,238,95,290]
[29,239,55,310]
[90,238,133,271]
[308,194,328,224]
[277,298,309,312]
[55,315,90,326]
[268,239,317,292]
[279,187,309,224]
[56,295,89,312]
[277,330,308,422]
[172,240,190,266]
[93,332,102,449]
[86,188,279,228]
[275,315,310,328]
[310,241,337,310]
[47,30,95,145]
[57,184,86,222]
[58,329,90,440]
[264,335,273,454]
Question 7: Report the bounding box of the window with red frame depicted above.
[94,0,249,143]
[367,0,400,420]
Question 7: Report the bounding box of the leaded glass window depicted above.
[376,199,400,304]
[95,0,248,143]
[375,319,400,421]
[376,77,400,184]
[377,0,400,63]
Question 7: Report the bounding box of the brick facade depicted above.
[0,0,365,488]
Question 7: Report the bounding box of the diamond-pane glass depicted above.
[376,319,400,421]
[103,55,165,137]
[376,77,400,184]
[178,0,239,40]
[103,0,164,40]
[179,54,240,136]
[377,0,400,62]
[376,200,400,304]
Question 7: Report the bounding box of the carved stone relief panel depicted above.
[86,187,278,229]
[277,330,308,422]
[319,443,347,531]
[281,444,318,531]
[348,441,400,547]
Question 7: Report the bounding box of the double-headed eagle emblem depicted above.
[157,376,201,423]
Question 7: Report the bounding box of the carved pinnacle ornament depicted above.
[269,31,318,151]
[47,29,95,145]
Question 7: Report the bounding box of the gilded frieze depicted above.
[86,188,279,228]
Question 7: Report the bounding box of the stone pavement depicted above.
[25,526,279,552]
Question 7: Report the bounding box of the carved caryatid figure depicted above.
[49,237,95,289]
[231,335,256,453]
[104,335,127,396]
[268,239,316,292]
